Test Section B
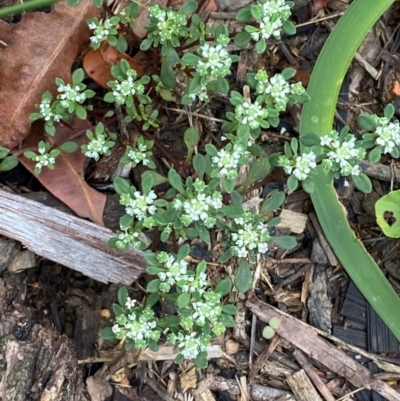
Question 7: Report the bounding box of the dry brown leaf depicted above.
[18,119,107,226]
[0,0,100,149]
[83,43,152,88]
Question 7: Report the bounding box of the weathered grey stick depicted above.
[0,188,145,284]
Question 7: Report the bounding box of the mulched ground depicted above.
[1,0,400,400]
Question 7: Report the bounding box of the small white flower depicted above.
[125,297,137,309]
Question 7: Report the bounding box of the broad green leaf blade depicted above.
[300,0,400,342]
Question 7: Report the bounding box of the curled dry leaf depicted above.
[18,119,107,226]
[0,0,100,149]
[83,43,152,88]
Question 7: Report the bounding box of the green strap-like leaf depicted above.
[300,0,400,341]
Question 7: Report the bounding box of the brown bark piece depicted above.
[209,376,294,401]
[0,277,85,401]
[286,369,323,401]
[293,349,336,401]
[0,188,146,284]
[0,0,100,149]
[246,297,400,401]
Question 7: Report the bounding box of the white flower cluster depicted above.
[111,70,145,105]
[155,252,190,293]
[115,228,143,250]
[120,189,157,221]
[34,143,57,173]
[126,139,152,167]
[372,116,400,154]
[235,101,268,129]
[84,133,113,161]
[188,85,209,102]
[57,84,87,109]
[279,151,317,181]
[38,98,62,123]
[192,291,222,326]
[112,306,160,349]
[88,18,118,46]
[251,0,292,41]
[255,70,305,111]
[211,143,249,180]
[173,179,223,227]
[230,212,271,257]
[175,332,210,360]
[196,35,232,78]
[320,131,365,176]
[148,5,187,42]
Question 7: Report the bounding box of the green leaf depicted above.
[199,227,211,244]
[234,31,252,47]
[177,244,190,260]
[282,20,296,35]
[114,177,131,195]
[221,205,244,219]
[193,153,206,178]
[301,177,315,194]
[175,353,185,364]
[67,0,81,5]
[182,52,201,64]
[384,103,395,120]
[273,236,297,249]
[184,127,200,161]
[168,169,185,195]
[145,292,160,307]
[148,340,159,352]
[118,286,129,307]
[176,292,191,309]
[160,61,176,89]
[236,7,252,22]
[0,146,10,159]
[141,171,168,187]
[215,278,232,296]
[368,146,382,163]
[262,326,275,339]
[113,303,124,316]
[222,304,238,315]
[255,39,266,53]
[141,171,154,195]
[99,326,116,340]
[147,279,161,293]
[166,47,180,67]
[352,172,372,193]
[261,190,285,214]
[75,104,87,119]
[281,67,296,80]
[119,214,133,230]
[157,315,181,327]
[217,76,229,94]
[72,68,85,85]
[375,189,400,237]
[93,0,103,6]
[195,352,208,369]
[58,141,78,153]
[234,259,253,293]
[357,113,377,131]
[0,156,18,171]
[237,156,271,190]
[301,133,321,146]
[179,0,198,14]
[250,4,263,20]
[117,34,128,53]
[219,313,235,327]
[287,175,298,192]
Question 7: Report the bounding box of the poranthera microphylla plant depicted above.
[4,0,399,366]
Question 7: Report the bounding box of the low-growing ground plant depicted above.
[2,0,400,361]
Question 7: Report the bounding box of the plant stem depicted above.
[0,0,59,18]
